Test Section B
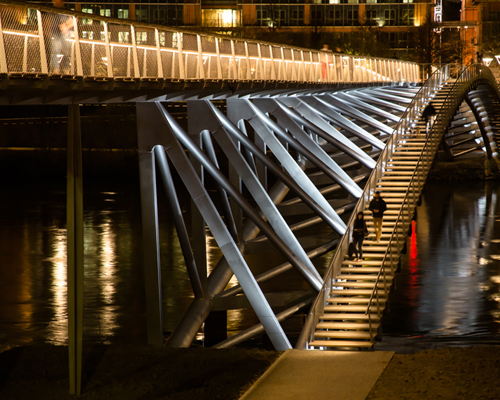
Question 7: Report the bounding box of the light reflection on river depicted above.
[2,178,500,352]
[378,181,500,351]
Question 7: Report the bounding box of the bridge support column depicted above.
[137,104,164,347]
[67,104,83,395]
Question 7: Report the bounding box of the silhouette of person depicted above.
[43,0,74,73]
[369,191,387,243]
[422,103,437,135]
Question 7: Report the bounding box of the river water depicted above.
[1,176,500,352]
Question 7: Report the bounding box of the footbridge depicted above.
[2,1,500,395]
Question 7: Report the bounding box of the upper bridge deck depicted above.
[0,0,418,103]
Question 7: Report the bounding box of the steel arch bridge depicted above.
[1,0,500,395]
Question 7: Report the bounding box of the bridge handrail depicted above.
[363,63,500,330]
[0,0,418,83]
[296,64,453,349]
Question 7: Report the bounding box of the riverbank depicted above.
[0,344,280,400]
[1,344,500,399]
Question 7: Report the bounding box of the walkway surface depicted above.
[239,349,394,400]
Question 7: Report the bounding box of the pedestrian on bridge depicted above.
[422,103,437,136]
[369,191,387,243]
[352,212,368,261]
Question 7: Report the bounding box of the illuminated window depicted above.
[82,7,93,25]
[202,9,241,27]
[118,9,129,19]
[118,31,130,43]
[136,31,147,44]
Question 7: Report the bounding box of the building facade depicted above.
[59,0,434,57]
[461,0,500,65]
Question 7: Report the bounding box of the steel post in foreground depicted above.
[67,104,83,395]
[137,105,164,347]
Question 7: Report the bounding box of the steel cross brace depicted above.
[139,101,291,350]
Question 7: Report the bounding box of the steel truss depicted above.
[442,84,500,166]
[136,85,419,350]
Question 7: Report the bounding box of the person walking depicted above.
[352,211,368,261]
[422,103,437,136]
[369,191,387,242]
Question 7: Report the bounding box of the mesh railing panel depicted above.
[247,43,258,58]
[111,45,129,77]
[272,46,281,59]
[0,2,418,83]
[185,53,198,79]
[219,39,232,55]
[136,47,145,77]
[220,57,230,79]
[263,59,272,79]
[260,45,270,59]
[234,41,245,56]
[183,33,198,52]
[201,35,216,54]
[144,48,158,78]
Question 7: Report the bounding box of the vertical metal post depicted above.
[177,32,185,79]
[197,34,204,79]
[37,10,48,74]
[127,47,131,77]
[23,36,28,73]
[281,47,286,81]
[130,25,140,78]
[136,104,164,347]
[216,37,222,80]
[230,39,237,79]
[67,104,83,395]
[257,43,263,80]
[0,13,7,73]
[245,41,251,80]
[72,16,83,75]
[155,28,164,78]
[103,22,113,77]
[91,43,95,76]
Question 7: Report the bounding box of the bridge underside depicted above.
[132,69,500,352]
[134,84,420,350]
[0,74,395,105]
[442,84,500,161]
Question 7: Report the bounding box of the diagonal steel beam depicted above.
[336,91,401,123]
[207,127,323,288]
[149,107,291,350]
[204,100,343,232]
[230,99,347,234]
[253,98,363,198]
[278,97,378,167]
[319,94,394,135]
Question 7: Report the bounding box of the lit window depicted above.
[118,9,129,19]
[118,31,130,43]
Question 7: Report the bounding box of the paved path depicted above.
[240,349,394,400]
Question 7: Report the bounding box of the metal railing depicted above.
[296,64,453,348]
[298,63,500,349]
[0,0,419,83]
[363,63,500,337]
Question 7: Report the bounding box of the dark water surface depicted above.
[1,177,500,352]
[377,181,500,352]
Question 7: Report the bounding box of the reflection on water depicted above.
[379,181,500,351]
[3,178,500,351]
